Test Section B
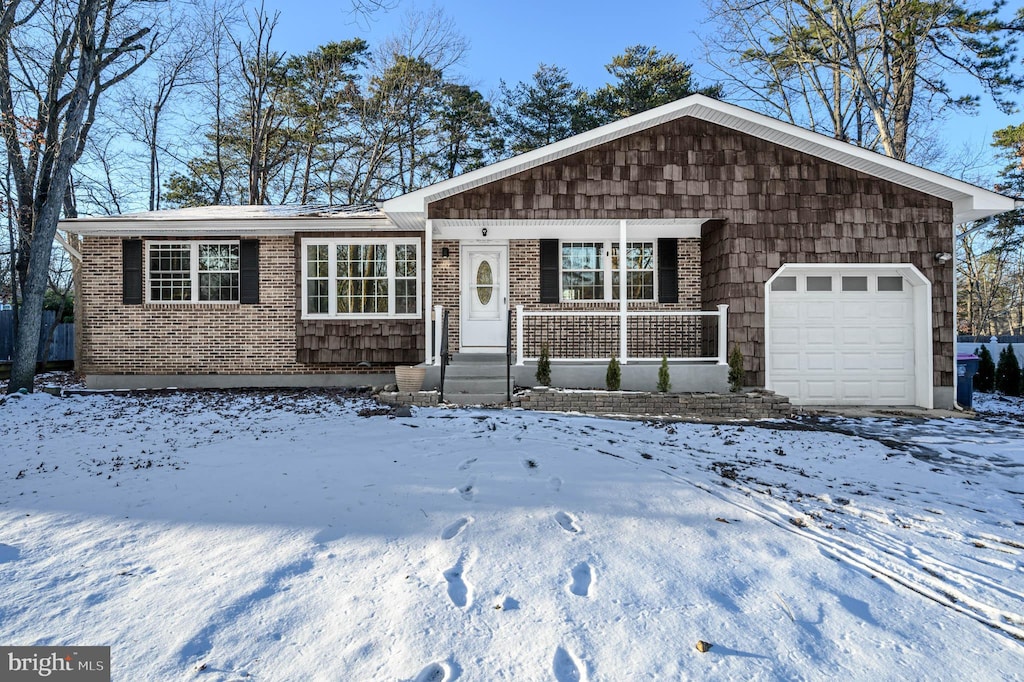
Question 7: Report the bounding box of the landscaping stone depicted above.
[513,389,793,421]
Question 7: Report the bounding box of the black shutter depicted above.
[239,239,260,304]
[122,239,143,305]
[539,239,559,303]
[657,238,678,303]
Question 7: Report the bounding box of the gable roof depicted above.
[382,94,1015,228]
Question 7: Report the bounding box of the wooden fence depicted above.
[0,309,75,364]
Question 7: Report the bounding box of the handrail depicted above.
[506,306,512,403]
[515,306,729,365]
[439,309,450,402]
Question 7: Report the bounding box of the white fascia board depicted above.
[61,217,400,236]
[383,93,1014,225]
[432,219,705,240]
[952,196,1017,225]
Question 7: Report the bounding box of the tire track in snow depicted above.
[662,468,1024,641]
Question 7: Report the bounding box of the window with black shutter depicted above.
[657,237,678,303]
[539,239,559,303]
[239,240,260,304]
[122,239,143,305]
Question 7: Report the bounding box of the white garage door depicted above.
[767,269,918,405]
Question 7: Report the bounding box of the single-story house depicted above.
[63,94,1016,408]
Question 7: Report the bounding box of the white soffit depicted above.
[383,94,1014,227]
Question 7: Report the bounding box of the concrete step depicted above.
[445,377,511,393]
[450,353,509,364]
[444,364,511,379]
[443,392,509,406]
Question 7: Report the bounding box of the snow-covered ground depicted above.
[2,383,1023,680]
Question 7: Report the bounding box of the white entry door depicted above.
[461,244,508,350]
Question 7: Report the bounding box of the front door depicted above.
[461,244,508,350]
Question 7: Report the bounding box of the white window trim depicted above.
[559,240,658,303]
[145,240,240,304]
[301,237,421,319]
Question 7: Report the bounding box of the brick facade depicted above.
[79,235,421,377]
[427,116,955,388]
[431,238,703,357]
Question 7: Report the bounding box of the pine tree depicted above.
[996,344,1021,396]
[495,64,587,155]
[535,343,551,387]
[728,345,744,393]
[975,345,995,392]
[584,45,721,127]
[606,357,621,391]
[657,355,671,393]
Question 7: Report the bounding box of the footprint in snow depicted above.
[569,562,593,597]
[443,557,472,608]
[548,477,562,492]
[441,517,471,541]
[458,457,477,471]
[457,483,474,501]
[413,661,450,682]
[555,511,581,534]
[552,647,585,682]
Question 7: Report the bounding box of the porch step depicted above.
[443,376,510,393]
[442,353,512,406]
[449,353,508,363]
[445,364,512,379]
[442,392,509,406]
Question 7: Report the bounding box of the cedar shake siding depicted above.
[79,235,421,377]
[427,116,954,388]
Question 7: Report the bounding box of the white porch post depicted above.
[717,304,729,365]
[619,220,628,364]
[516,305,525,366]
[434,304,444,366]
[424,219,433,365]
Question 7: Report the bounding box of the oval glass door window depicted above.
[476,260,493,305]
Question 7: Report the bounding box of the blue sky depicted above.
[261,0,1022,182]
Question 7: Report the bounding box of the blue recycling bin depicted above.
[957,353,979,408]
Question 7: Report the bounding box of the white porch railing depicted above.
[515,304,729,366]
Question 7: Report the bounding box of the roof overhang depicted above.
[382,94,1015,228]
[60,204,400,236]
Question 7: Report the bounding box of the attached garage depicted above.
[765,264,933,408]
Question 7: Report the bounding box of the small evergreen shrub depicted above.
[536,343,551,386]
[728,345,744,393]
[657,355,671,393]
[974,345,995,393]
[996,344,1021,396]
[606,356,621,391]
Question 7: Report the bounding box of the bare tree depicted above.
[1,0,158,393]
[123,12,205,211]
[703,0,1024,160]
[229,2,291,204]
